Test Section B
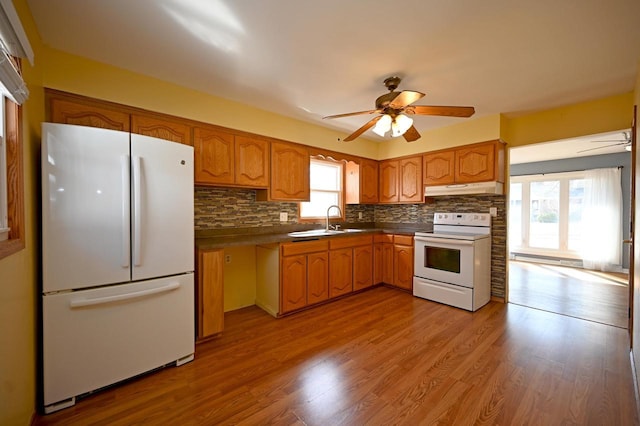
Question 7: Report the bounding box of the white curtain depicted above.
[581,167,622,271]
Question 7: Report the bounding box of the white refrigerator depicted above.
[41,123,195,414]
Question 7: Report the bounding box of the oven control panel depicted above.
[433,212,491,227]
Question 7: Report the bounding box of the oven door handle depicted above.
[414,236,475,246]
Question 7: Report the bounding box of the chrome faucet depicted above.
[326,205,342,231]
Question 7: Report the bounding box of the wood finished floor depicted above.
[509,261,629,328]
[35,286,639,425]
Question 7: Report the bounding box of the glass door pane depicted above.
[529,180,559,249]
[568,179,585,251]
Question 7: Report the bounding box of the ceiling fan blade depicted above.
[388,90,425,109]
[323,109,380,119]
[343,116,382,142]
[408,105,475,117]
[577,142,626,153]
[402,125,421,142]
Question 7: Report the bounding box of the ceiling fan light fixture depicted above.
[372,113,392,136]
[391,114,413,137]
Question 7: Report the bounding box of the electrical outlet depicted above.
[279,212,288,222]
[489,207,497,217]
[225,255,231,264]
[358,212,363,220]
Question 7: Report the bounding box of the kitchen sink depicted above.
[288,228,364,238]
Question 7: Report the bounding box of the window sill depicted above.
[0,238,24,260]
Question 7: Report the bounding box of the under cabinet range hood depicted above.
[424,181,503,197]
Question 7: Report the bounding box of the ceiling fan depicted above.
[578,131,632,153]
[323,76,475,142]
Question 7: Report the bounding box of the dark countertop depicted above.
[195,223,433,250]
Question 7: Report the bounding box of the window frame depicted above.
[298,157,345,223]
[0,93,24,260]
[510,170,585,259]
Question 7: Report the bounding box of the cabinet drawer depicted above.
[281,240,328,256]
[373,234,394,244]
[394,235,413,246]
[329,235,373,250]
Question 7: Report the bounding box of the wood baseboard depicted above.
[491,296,505,303]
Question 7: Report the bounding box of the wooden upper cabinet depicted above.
[379,156,423,203]
[399,157,423,202]
[131,114,192,145]
[234,136,269,187]
[49,97,130,131]
[424,140,505,186]
[194,126,235,185]
[379,160,399,203]
[263,141,309,201]
[423,150,455,185]
[455,142,501,183]
[346,159,378,204]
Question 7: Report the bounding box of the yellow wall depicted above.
[378,114,502,159]
[503,92,634,147]
[0,1,44,424]
[40,47,382,160]
[223,246,257,311]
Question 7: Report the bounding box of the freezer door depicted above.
[130,134,194,281]
[43,274,195,410]
[42,123,131,292]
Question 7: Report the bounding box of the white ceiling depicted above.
[27,0,640,147]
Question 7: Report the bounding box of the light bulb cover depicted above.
[373,114,392,137]
[391,114,413,137]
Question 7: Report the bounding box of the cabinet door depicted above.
[49,97,130,131]
[382,243,394,284]
[353,245,373,291]
[307,252,329,305]
[281,255,307,313]
[424,151,455,185]
[360,159,379,203]
[399,156,423,202]
[379,160,399,203]
[131,114,191,145]
[329,248,353,298]
[269,141,310,201]
[197,249,224,339]
[394,245,414,290]
[194,126,235,185]
[373,243,383,284]
[234,136,269,188]
[455,143,496,183]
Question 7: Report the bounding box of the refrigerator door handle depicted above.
[121,155,130,268]
[132,156,142,266]
[69,282,181,308]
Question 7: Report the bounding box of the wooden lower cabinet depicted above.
[329,248,353,297]
[353,245,373,291]
[196,249,224,340]
[280,240,328,314]
[307,252,329,304]
[393,235,414,290]
[373,234,414,290]
[281,255,308,313]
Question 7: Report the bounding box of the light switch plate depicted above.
[280,212,288,222]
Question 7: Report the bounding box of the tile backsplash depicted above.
[195,186,506,299]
